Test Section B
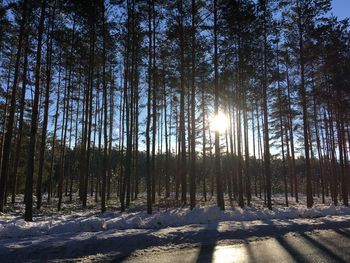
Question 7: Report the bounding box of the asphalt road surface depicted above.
[2,220,350,262]
[122,228,350,263]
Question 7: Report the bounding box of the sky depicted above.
[331,0,350,20]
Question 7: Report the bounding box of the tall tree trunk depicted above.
[179,0,187,205]
[337,89,348,206]
[24,0,46,221]
[36,2,56,209]
[297,0,313,208]
[57,69,71,210]
[82,4,96,208]
[276,41,288,206]
[101,1,108,212]
[201,87,207,201]
[145,0,152,214]
[262,0,272,210]
[286,61,297,201]
[151,0,157,204]
[11,33,29,204]
[0,47,14,186]
[107,69,114,200]
[313,87,325,203]
[278,89,288,207]
[243,100,250,205]
[163,71,169,198]
[0,0,29,212]
[237,106,244,207]
[189,0,196,209]
[213,0,224,210]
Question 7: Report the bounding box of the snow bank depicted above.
[1,202,350,238]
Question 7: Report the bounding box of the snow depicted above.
[1,199,350,238]
[1,194,350,261]
[1,214,350,262]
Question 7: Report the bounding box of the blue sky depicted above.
[332,0,350,20]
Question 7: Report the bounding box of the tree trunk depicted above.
[24,0,46,221]
[146,0,153,214]
[262,0,272,210]
[213,0,224,210]
[11,33,29,204]
[297,0,313,208]
[179,0,187,206]
[36,2,56,210]
[0,0,29,212]
[189,0,196,209]
[101,1,108,212]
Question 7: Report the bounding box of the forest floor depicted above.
[1,194,350,262]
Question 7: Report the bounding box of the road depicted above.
[122,228,350,263]
[1,217,350,262]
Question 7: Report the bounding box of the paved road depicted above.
[122,228,350,263]
[2,219,350,262]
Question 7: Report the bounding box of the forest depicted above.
[0,0,349,224]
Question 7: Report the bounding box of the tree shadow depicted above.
[270,218,350,263]
[300,233,347,263]
[194,222,218,263]
[194,222,261,263]
[275,236,308,263]
[1,229,154,262]
[2,217,350,262]
[333,228,350,238]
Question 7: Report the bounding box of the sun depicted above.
[210,112,229,133]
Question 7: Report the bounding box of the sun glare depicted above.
[210,112,229,133]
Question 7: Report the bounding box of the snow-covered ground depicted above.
[1,194,350,262]
[1,200,350,238]
[1,193,350,238]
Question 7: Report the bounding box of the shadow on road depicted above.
[2,218,350,262]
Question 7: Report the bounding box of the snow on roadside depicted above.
[1,202,350,238]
